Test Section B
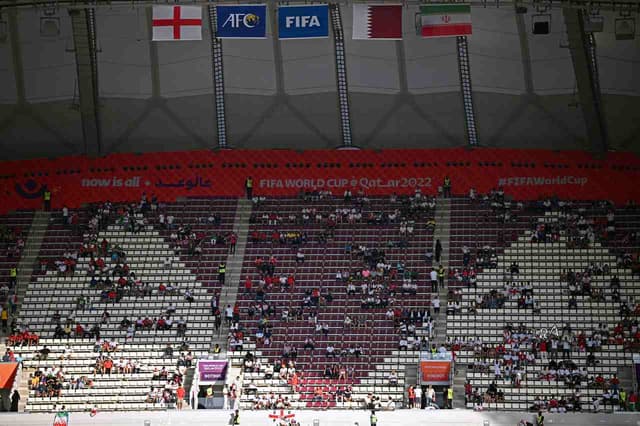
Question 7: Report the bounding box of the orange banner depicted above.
[420,360,451,384]
[0,363,18,389]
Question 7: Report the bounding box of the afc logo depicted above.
[221,13,260,28]
[284,15,321,28]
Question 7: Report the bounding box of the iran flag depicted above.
[352,4,402,40]
[418,4,472,38]
[152,5,202,41]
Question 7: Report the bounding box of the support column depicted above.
[69,8,102,156]
[329,4,353,147]
[7,9,25,105]
[208,4,228,148]
[456,36,479,146]
[562,8,607,155]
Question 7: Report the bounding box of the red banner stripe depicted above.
[422,23,472,37]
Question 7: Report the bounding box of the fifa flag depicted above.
[152,5,202,41]
[418,4,472,38]
[216,5,267,39]
[278,5,329,39]
[352,4,402,40]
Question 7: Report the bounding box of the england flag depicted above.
[152,5,202,41]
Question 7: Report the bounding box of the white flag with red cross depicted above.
[152,5,202,41]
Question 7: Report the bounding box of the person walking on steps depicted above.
[437,264,445,290]
[245,177,253,200]
[218,262,226,285]
[443,176,451,198]
[370,410,377,426]
[43,186,51,211]
[435,239,442,263]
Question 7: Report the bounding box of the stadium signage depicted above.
[278,5,329,39]
[216,5,267,39]
[198,360,228,381]
[3,149,640,213]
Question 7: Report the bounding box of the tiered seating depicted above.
[231,196,435,408]
[447,199,638,411]
[155,198,237,293]
[16,200,236,412]
[0,210,33,291]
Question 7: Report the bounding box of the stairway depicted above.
[14,211,50,318]
[182,367,196,409]
[16,365,29,412]
[211,198,252,353]
[431,198,451,343]
[431,198,461,407]
[10,207,49,417]
[0,338,29,412]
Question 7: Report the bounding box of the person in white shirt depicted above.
[326,345,336,358]
[427,386,436,406]
[430,269,438,292]
[432,296,440,314]
[414,385,422,408]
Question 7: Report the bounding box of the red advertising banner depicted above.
[420,360,451,385]
[0,362,18,389]
[0,148,639,213]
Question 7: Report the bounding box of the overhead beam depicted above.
[562,7,607,155]
[69,8,102,156]
[514,5,534,95]
[395,40,409,95]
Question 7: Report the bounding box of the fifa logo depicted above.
[222,13,260,28]
[284,15,321,28]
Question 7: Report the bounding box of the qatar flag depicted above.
[352,4,402,40]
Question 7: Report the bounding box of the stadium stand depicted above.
[228,194,437,408]
[4,192,640,415]
[14,199,236,412]
[447,196,638,412]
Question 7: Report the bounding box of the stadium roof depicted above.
[0,0,638,159]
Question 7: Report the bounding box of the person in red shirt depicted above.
[228,233,237,254]
[104,358,113,375]
[244,277,252,294]
[539,341,548,359]
[176,385,186,410]
[610,374,620,392]
[464,381,473,403]
[628,391,637,411]
[286,275,295,291]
